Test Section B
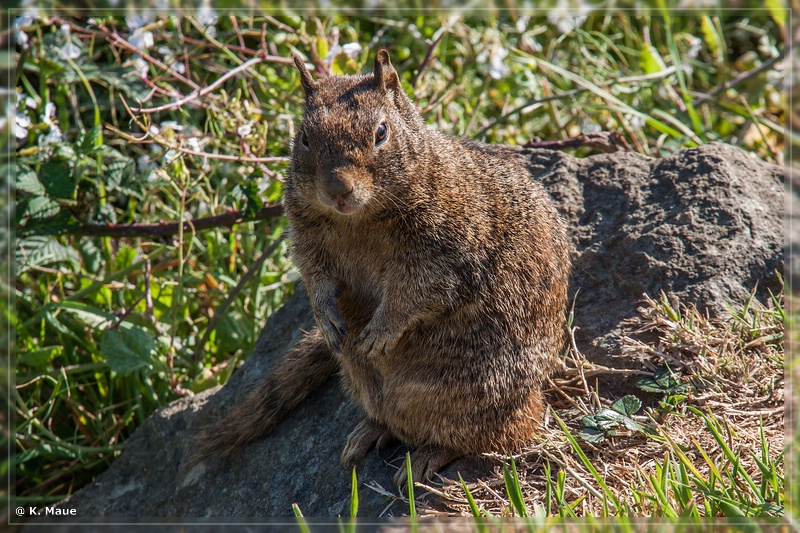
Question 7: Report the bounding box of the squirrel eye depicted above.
[375,122,389,146]
[299,130,310,149]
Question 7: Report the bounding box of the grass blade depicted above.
[503,456,528,517]
[554,411,621,513]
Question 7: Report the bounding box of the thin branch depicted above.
[691,48,786,106]
[106,118,289,164]
[192,233,286,361]
[131,55,267,114]
[57,205,283,238]
[411,29,447,88]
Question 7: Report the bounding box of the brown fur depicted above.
[197,50,571,485]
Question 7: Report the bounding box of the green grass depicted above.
[11,11,785,513]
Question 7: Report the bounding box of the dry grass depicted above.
[410,285,785,518]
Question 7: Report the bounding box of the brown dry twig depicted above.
[57,205,283,238]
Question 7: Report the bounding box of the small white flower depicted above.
[137,155,155,171]
[489,46,509,80]
[186,137,201,151]
[169,61,185,75]
[629,115,646,130]
[40,123,63,145]
[16,30,29,49]
[237,124,252,137]
[15,14,36,29]
[164,149,180,163]
[148,124,160,136]
[42,102,56,125]
[125,15,153,31]
[516,15,530,33]
[133,57,148,77]
[686,35,702,60]
[25,96,37,109]
[15,112,30,139]
[129,28,154,50]
[62,42,81,60]
[197,5,218,26]
[161,121,184,131]
[341,42,363,59]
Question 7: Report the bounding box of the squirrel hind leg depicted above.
[340,417,394,468]
[392,444,462,488]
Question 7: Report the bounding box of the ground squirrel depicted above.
[197,49,571,486]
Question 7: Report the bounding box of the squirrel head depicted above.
[288,49,425,217]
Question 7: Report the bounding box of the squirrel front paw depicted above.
[314,301,347,353]
[353,317,400,358]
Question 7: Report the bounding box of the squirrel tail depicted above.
[193,328,336,459]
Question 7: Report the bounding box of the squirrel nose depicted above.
[321,174,354,201]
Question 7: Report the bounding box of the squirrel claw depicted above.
[317,310,347,353]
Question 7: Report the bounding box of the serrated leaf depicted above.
[620,416,644,433]
[581,414,601,430]
[100,326,155,375]
[79,238,103,273]
[637,377,665,393]
[16,235,81,273]
[80,124,104,151]
[578,428,606,443]
[611,395,642,417]
[40,161,77,203]
[22,196,61,223]
[16,164,46,196]
[595,408,624,424]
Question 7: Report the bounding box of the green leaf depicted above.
[39,161,77,203]
[640,42,667,75]
[764,0,786,28]
[459,473,483,518]
[17,345,62,370]
[16,164,46,196]
[113,245,138,271]
[578,428,606,443]
[232,181,264,218]
[80,124,103,152]
[503,457,528,517]
[699,17,722,61]
[100,325,155,375]
[16,235,81,273]
[405,451,416,518]
[611,395,642,417]
[78,238,103,273]
[20,196,61,225]
[349,466,358,517]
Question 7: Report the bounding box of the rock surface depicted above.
[56,142,784,518]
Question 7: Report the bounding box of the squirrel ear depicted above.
[374,49,401,93]
[293,53,318,94]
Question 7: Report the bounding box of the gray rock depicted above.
[55,142,783,518]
